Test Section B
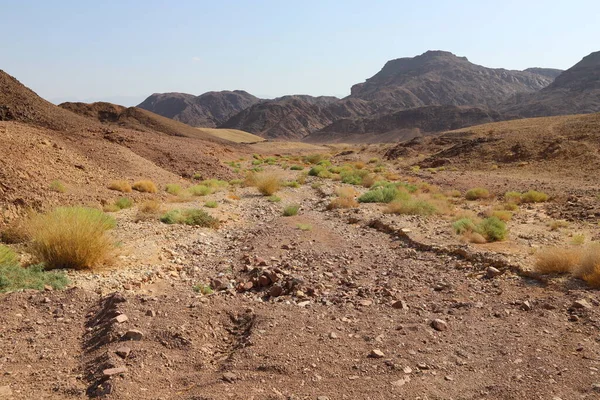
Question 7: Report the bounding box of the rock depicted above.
[115,346,131,358]
[114,314,128,323]
[486,267,502,278]
[521,301,532,311]
[258,275,271,287]
[146,310,156,317]
[122,329,144,341]
[445,375,453,381]
[243,281,254,291]
[297,301,310,307]
[358,299,373,307]
[269,285,283,297]
[391,376,410,387]
[317,397,330,400]
[392,300,408,310]
[431,319,448,331]
[403,366,412,374]
[43,285,53,291]
[222,372,237,383]
[369,349,385,358]
[592,383,600,392]
[571,299,592,310]
[102,367,127,378]
[329,332,338,339]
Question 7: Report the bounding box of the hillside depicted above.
[137,90,260,127]
[304,105,505,143]
[502,51,600,117]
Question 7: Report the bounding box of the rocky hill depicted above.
[524,68,564,79]
[502,51,600,117]
[219,97,373,140]
[348,50,554,111]
[304,105,505,143]
[137,90,260,127]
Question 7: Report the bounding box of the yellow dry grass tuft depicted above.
[132,180,158,193]
[108,180,132,193]
[575,244,600,287]
[535,248,582,274]
[254,173,281,196]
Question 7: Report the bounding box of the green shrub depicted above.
[189,185,212,196]
[49,180,66,193]
[465,188,490,200]
[290,165,304,171]
[504,191,522,204]
[521,190,549,203]
[304,154,325,164]
[0,245,18,266]
[452,218,477,234]
[229,179,244,186]
[204,201,218,208]
[386,199,437,216]
[268,195,281,203]
[358,186,408,203]
[200,179,229,190]
[283,205,300,216]
[340,169,370,185]
[309,165,326,177]
[115,197,133,209]
[0,263,69,293]
[29,207,116,270]
[478,216,507,242]
[165,184,183,195]
[284,181,300,188]
[193,283,213,295]
[160,209,219,228]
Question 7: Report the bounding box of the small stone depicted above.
[521,301,532,311]
[403,366,412,374]
[269,285,283,297]
[123,284,132,290]
[348,375,360,380]
[486,267,502,278]
[369,349,385,358]
[122,329,144,341]
[103,367,127,378]
[431,319,448,331]
[592,383,600,392]
[115,346,131,358]
[391,377,410,387]
[44,285,53,291]
[392,300,408,310]
[358,299,373,307]
[114,314,128,323]
[296,290,306,298]
[43,297,51,303]
[222,372,237,383]
[445,375,453,381]
[258,275,271,287]
[243,281,254,291]
[569,315,580,322]
[146,310,156,317]
[297,301,310,307]
[329,332,338,339]
[571,299,592,310]
[317,397,330,400]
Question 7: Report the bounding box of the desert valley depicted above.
[2,40,600,400]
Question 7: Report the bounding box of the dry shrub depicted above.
[228,192,241,200]
[327,197,359,210]
[132,180,158,193]
[1,222,30,244]
[255,173,281,196]
[384,172,401,181]
[361,174,376,188]
[485,209,512,221]
[139,200,162,214]
[354,161,366,169]
[535,248,582,274]
[465,187,490,200]
[462,231,487,244]
[29,207,115,270]
[335,187,359,198]
[108,180,132,193]
[575,244,600,287]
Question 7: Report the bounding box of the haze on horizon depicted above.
[1,0,599,106]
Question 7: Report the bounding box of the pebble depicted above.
[115,346,131,358]
[317,397,330,400]
[391,377,410,387]
[521,301,532,311]
[114,314,129,323]
[222,372,237,383]
[431,319,448,331]
[329,332,338,339]
[103,367,127,378]
[369,349,385,358]
[392,300,409,310]
[122,329,144,341]
[486,267,502,278]
[146,310,156,317]
[571,299,592,310]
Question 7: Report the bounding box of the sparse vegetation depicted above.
[115,197,133,209]
[535,247,582,274]
[188,185,212,196]
[297,223,312,231]
[268,195,281,203]
[0,245,17,266]
[0,261,69,293]
[160,209,219,228]
[571,234,585,245]
[478,216,508,242]
[165,184,183,195]
[132,180,158,193]
[254,173,281,196]
[504,191,522,204]
[193,283,214,295]
[108,180,132,193]
[283,205,300,216]
[521,190,549,203]
[465,187,490,200]
[204,200,218,208]
[28,207,116,270]
[386,199,437,216]
[547,220,569,231]
[290,165,304,171]
[49,180,66,193]
[358,186,407,204]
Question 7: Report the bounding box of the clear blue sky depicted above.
[1,0,599,105]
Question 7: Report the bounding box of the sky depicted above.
[1,0,599,106]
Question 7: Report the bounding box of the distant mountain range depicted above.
[136,50,600,142]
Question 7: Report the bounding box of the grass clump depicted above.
[576,244,600,287]
[193,283,214,295]
[452,218,478,235]
[284,181,300,188]
[571,234,585,245]
[386,199,437,216]
[358,186,408,204]
[49,180,66,193]
[489,210,512,222]
[304,154,326,164]
[165,184,183,196]
[132,180,158,193]
[309,165,332,179]
[189,185,213,196]
[108,180,132,193]
[283,205,300,216]
[327,196,359,210]
[504,191,522,204]
[0,223,29,244]
[465,188,490,200]
[255,173,281,196]
[297,223,312,231]
[268,195,281,203]
[160,209,219,228]
[0,262,69,293]
[535,248,582,274]
[478,217,508,242]
[521,190,549,203]
[290,165,304,171]
[0,245,17,266]
[204,201,218,208]
[115,197,133,209]
[29,207,116,270]
[135,200,163,221]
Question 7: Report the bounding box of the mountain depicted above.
[524,68,564,80]
[219,96,373,140]
[348,50,554,111]
[304,105,505,143]
[137,90,260,127]
[501,51,600,117]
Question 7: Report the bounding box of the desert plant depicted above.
[49,180,66,193]
[268,195,281,203]
[1,223,30,244]
[386,199,438,216]
[115,197,133,209]
[160,209,219,228]
[478,216,507,242]
[255,173,281,196]
[204,201,218,208]
[193,283,214,295]
[358,186,408,204]
[188,185,212,196]
[327,196,359,210]
[452,218,478,235]
[535,247,582,274]
[0,263,69,293]
[504,191,522,204]
[465,188,490,200]
[572,234,585,245]
[138,200,162,214]
[575,243,600,287]
[284,181,300,188]
[547,220,569,231]
[0,245,17,266]
[489,210,512,222]
[165,184,183,196]
[132,180,158,193]
[290,165,304,171]
[521,190,549,203]
[297,223,312,231]
[28,207,116,270]
[283,205,300,216]
[304,154,326,164]
[108,180,132,193]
